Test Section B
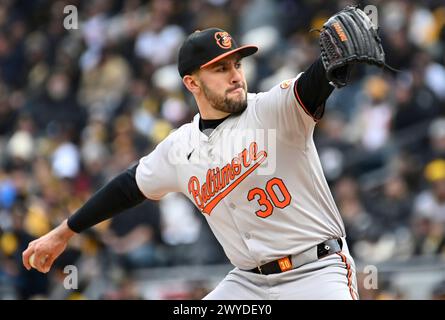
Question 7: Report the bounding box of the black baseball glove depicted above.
[319,6,385,88]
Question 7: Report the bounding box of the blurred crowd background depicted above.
[0,0,445,300]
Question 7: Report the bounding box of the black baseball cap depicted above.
[178,28,258,77]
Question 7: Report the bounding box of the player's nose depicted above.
[229,67,243,84]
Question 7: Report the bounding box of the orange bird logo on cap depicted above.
[215,31,232,49]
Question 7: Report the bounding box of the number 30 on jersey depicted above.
[247,177,291,218]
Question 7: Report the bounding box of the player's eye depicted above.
[235,62,242,69]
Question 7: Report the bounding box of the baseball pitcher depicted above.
[23,7,386,299]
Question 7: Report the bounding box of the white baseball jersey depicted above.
[136,74,345,270]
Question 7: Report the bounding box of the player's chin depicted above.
[225,98,247,114]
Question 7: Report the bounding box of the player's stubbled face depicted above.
[199,55,248,114]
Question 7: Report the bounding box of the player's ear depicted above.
[183,74,201,94]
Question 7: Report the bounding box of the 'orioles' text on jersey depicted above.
[135,74,345,270]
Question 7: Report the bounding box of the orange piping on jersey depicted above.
[188,141,267,214]
[336,252,358,300]
[293,79,319,122]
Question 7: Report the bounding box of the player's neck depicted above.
[199,114,231,132]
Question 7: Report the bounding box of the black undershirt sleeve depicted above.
[295,56,334,120]
[67,164,146,233]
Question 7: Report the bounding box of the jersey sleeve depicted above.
[135,133,180,200]
[252,73,317,145]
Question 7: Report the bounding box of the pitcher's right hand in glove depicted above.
[319,6,385,88]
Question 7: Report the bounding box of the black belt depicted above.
[250,238,343,275]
